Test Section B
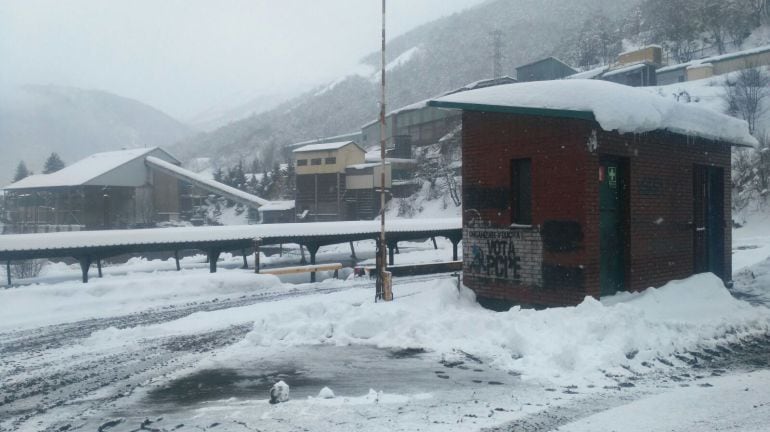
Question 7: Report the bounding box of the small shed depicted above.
[429,80,755,308]
[259,201,296,224]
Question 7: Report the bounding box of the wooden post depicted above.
[241,248,248,269]
[6,260,11,286]
[174,250,181,271]
[308,244,320,282]
[388,241,396,266]
[254,239,261,273]
[207,250,221,273]
[450,235,461,261]
[79,256,92,283]
[97,258,103,278]
[432,236,438,250]
[349,241,357,259]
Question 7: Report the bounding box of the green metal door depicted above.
[693,165,725,279]
[600,159,626,296]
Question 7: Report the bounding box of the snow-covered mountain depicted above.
[185,91,297,132]
[172,0,641,166]
[0,85,194,183]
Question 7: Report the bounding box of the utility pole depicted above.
[491,29,504,79]
[376,0,392,302]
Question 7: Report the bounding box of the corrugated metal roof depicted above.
[4,148,177,190]
[293,141,362,153]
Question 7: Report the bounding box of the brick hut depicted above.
[429,80,756,309]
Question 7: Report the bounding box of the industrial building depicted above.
[2,147,268,233]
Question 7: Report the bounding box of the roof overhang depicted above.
[428,100,596,122]
[427,100,752,148]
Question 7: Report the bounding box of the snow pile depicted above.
[430,79,757,147]
[317,386,335,399]
[245,274,769,385]
[269,381,290,404]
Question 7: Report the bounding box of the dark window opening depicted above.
[511,158,532,225]
[311,158,322,166]
[296,159,308,166]
[325,157,337,164]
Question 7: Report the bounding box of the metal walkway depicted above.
[1,219,462,284]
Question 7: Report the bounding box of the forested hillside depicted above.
[173,0,641,167]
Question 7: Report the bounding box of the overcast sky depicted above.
[0,0,486,120]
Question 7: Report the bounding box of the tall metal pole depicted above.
[376,0,390,302]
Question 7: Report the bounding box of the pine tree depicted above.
[250,158,261,175]
[13,161,29,182]
[43,152,66,174]
[213,167,224,183]
[233,161,247,190]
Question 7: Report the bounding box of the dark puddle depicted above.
[147,368,326,405]
[142,345,517,410]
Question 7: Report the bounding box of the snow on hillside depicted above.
[742,24,770,50]
[646,66,770,137]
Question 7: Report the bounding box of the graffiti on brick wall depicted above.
[464,228,543,286]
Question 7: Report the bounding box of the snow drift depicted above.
[244,274,770,385]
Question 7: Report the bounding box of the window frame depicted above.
[310,158,322,166]
[325,157,337,165]
[296,159,308,166]
[511,158,532,226]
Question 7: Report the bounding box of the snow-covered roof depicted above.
[566,65,609,80]
[293,141,363,153]
[287,131,362,149]
[657,44,770,74]
[0,218,461,253]
[347,162,391,170]
[145,156,270,207]
[602,63,649,78]
[4,148,176,190]
[454,76,518,92]
[258,201,295,212]
[429,79,757,147]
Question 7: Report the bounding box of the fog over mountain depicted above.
[0,85,193,183]
[173,0,640,167]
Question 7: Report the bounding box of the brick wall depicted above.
[462,111,732,307]
[597,129,732,293]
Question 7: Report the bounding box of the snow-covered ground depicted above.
[2,214,770,431]
[557,370,770,432]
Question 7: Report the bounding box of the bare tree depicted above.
[724,66,770,135]
[732,147,756,211]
